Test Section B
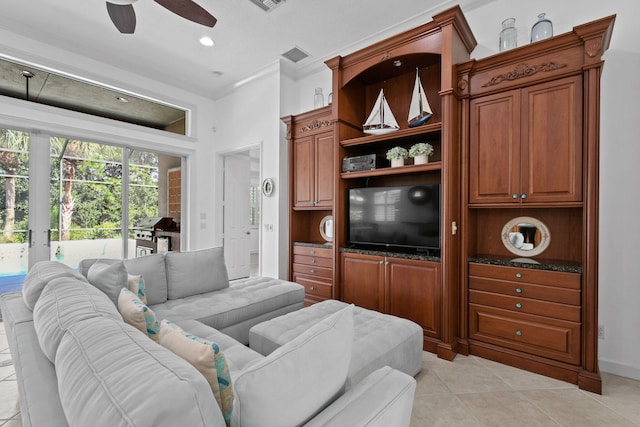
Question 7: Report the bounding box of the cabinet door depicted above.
[469,90,521,204]
[314,131,334,208]
[341,253,384,311]
[386,258,441,337]
[293,135,314,208]
[521,76,582,203]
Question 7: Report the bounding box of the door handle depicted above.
[28,229,33,248]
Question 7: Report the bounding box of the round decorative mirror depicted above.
[319,215,333,242]
[501,216,550,257]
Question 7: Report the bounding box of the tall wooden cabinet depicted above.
[326,6,476,358]
[283,106,336,306]
[284,7,614,394]
[457,15,615,393]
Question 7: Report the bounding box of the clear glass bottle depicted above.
[314,88,324,108]
[499,18,517,51]
[531,13,553,42]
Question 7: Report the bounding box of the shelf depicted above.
[340,122,442,147]
[341,161,442,179]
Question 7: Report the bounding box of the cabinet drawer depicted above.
[469,290,580,322]
[292,263,332,279]
[293,254,333,268]
[469,304,580,365]
[293,246,332,258]
[469,263,581,289]
[292,273,332,299]
[468,276,581,305]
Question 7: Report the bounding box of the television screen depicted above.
[347,184,441,251]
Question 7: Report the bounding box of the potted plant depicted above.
[386,146,408,167]
[409,142,434,165]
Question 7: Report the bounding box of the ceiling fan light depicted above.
[199,36,214,47]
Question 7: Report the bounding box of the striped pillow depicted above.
[159,319,233,425]
[127,274,147,304]
[117,287,159,341]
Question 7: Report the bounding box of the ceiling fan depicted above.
[106,0,217,34]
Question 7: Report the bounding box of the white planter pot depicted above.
[413,155,429,165]
[391,158,405,167]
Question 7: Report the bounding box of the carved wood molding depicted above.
[585,39,602,58]
[300,119,333,133]
[482,62,568,87]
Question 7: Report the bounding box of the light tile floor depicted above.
[1,319,639,427]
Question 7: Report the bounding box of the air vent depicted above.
[281,46,309,63]
[248,0,284,12]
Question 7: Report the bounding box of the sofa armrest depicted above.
[304,366,416,427]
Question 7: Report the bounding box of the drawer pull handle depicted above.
[515,287,522,293]
[311,259,316,264]
[310,250,315,255]
[310,286,316,291]
[516,330,522,336]
[516,303,522,309]
[515,273,522,278]
[310,269,315,273]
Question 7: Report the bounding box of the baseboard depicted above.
[599,358,640,381]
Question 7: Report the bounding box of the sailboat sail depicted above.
[363,89,400,135]
[408,68,433,128]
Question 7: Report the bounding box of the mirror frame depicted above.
[319,215,333,242]
[501,216,551,257]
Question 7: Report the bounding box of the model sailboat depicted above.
[408,68,433,128]
[363,89,400,135]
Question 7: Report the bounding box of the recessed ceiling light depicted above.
[116,96,129,103]
[200,36,214,47]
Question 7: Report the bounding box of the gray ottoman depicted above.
[249,299,423,388]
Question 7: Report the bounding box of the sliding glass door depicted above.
[0,128,30,293]
[0,129,182,294]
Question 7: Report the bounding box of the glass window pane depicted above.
[0,129,29,293]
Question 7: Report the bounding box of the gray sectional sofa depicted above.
[0,247,417,427]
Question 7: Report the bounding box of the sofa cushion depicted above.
[165,247,229,299]
[118,288,159,341]
[55,316,225,427]
[22,261,89,310]
[86,260,128,305]
[150,277,304,340]
[79,255,169,305]
[128,273,147,304]
[124,254,168,305]
[231,304,354,427]
[33,277,122,363]
[159,320,234,425]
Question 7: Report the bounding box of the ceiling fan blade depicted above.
[106,2,136,33]
[154,0,217,27]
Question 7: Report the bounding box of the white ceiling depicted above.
[0,0,490,101]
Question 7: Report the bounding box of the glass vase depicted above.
[313,87,324,109]
[499,18,517,51]
[531,13,553,42]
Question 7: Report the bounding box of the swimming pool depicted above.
[0,273,25,294]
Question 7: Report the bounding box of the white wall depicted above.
[463,0,640,380]
[211,64,284,278]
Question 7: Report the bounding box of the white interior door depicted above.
[224,154,251,280]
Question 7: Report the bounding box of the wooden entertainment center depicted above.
[282,5,615,393]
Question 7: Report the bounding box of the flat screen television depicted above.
[347,184,441,252]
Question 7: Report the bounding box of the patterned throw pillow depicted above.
[159,319,234,426]
[117,288,159,341]
[127,274,147,304]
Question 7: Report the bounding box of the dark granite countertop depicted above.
[293,241,333,249]
[340,247,440,263]
[469,255,582,274]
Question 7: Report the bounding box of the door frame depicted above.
[220,143,262,278]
